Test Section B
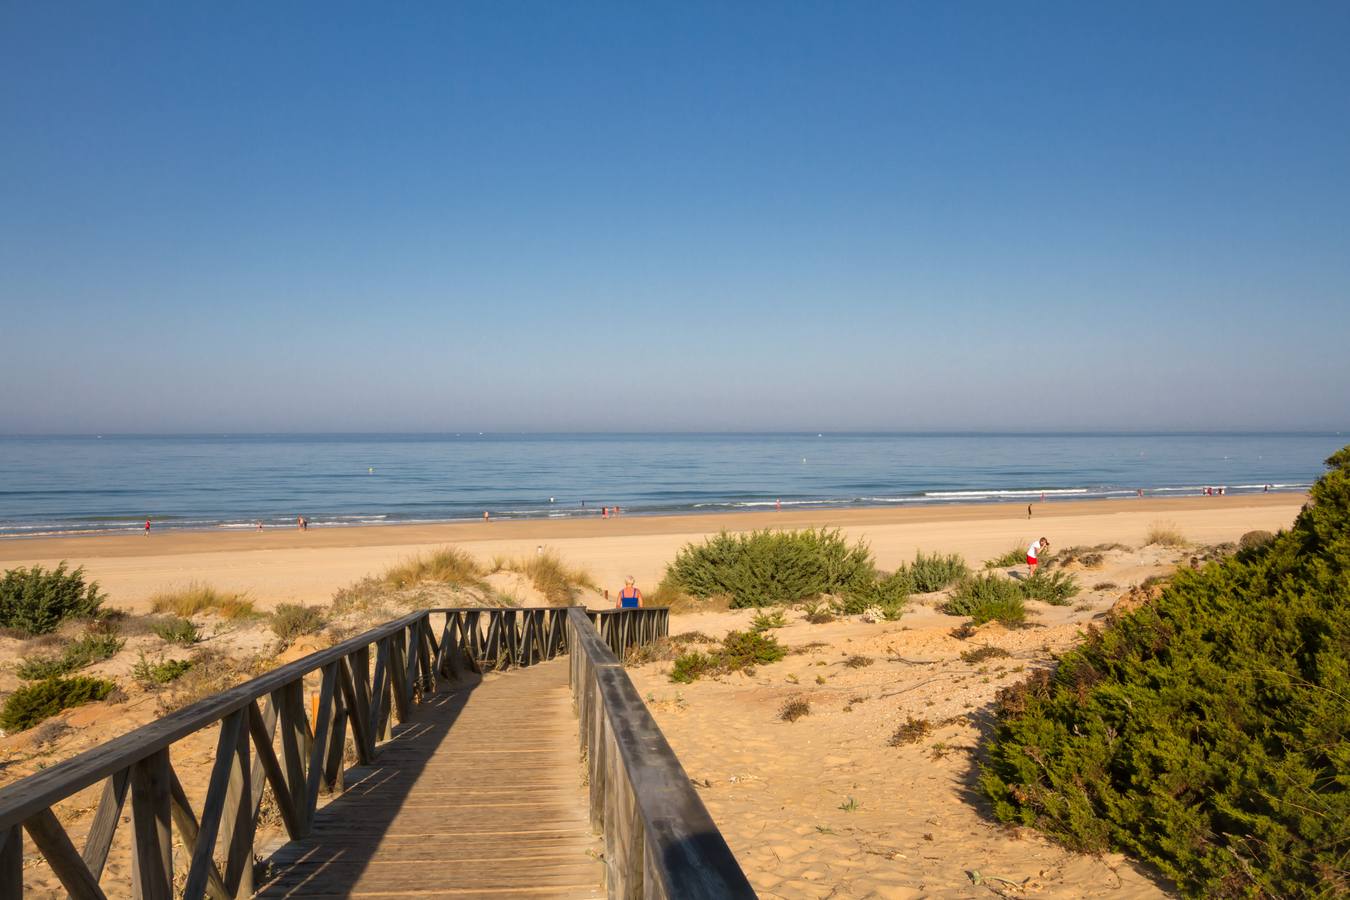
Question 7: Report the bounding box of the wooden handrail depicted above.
[567,607,755,899]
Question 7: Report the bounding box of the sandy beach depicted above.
[0,494,1305,612]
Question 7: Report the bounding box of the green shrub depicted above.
[985,545,1029,569]
[670,651,717,684]
[1019,570,1080,606]
[801,601,835,624]
[16,632,124,680]
[749,609,787,632]
[665,528,875,607]
[838,570,911,618]
[980,445,1350,898]
[668,630,787,682]
[152,617,201,646]
[1238,529,1275,551]
[0,563,105,635]
[942,574,1027,626]
[904,551,969,592]
[0,676,116,732]
[132,653,193,685]
[270,604,326,642]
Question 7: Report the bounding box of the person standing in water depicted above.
[616,576,643,609]
[1026,537,1049,576]
[144,518,151,536]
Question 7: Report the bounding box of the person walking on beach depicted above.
[1026,537,1048,576]
[144,518,151,536]
[1027,503,1033,519]
[483,510,490,523]
[616,576,643,609]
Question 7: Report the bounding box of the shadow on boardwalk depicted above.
[256,659,603,899]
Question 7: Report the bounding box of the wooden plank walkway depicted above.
[256,658,604,899]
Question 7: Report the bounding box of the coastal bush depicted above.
[270,604,326,642]
[838,570,910,619]
[749,609,787,632]
[15,632,124,680]
[779,698,810,722]
[133,653,193,686]
[984,545,1029,569]
[150,583,256,619]
[1238,529,1275,551]
[668,630,787,683]
[941,574,1026,626]
[904,551,969,592]
[384,547,485,590]
[0,676,116,732]
[152,617,201,646]
[665,529,875,607]
[800,601,835,624]
[1019,570,1080,606]
[980,446,1350,898]
[1144,521,1186,547]
[0,563,105,635]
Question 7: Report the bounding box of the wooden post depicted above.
[130,748,173,900]
[0,825,21,898]
[81,768,129,881]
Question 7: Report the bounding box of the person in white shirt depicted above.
[1026,537,1049,576]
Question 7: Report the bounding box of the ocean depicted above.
[0,433,1342,537]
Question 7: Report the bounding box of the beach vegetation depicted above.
[749,609,787,632]
[1092,582,1118,591]
[889,717,932,746]
[664,528,875,608]
[1019,570,1080,606]
[779,697,810,722]
[1045,543,1128,570]
[1144,521,1186,547]
[942,574,1027,626]
[383,547,486,591]
[979,445,1350,898]
[152,617,201,646]
[1238,529,1275,551]
[0,675,116,732]
[985,545,1029,569]
[960,645,1012,664]
[0,562,105,635]
[514,551,597,605]
[270,604,326,643]
[149,582,256,620]
[14,632,124,680]
[132,653,193,686]
[668,629,787,683]
[903,551,969,592]
[801,601,835,624]
[838,569,910,619]
[838,796,860,812]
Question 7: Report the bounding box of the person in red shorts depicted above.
[1026,537,1049,576]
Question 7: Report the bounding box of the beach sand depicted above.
[0,494,1304,613]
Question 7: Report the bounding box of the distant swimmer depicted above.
[1137,489,1144,498]
[144,518,151,536]
[256,521,263,532]
[1264,484,1271,493]
[776,498,781,511]
[369,467,374,474]
[1027,537,1049,576]
[616,576,643,609]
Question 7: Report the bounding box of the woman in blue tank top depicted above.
[617,576,643,609]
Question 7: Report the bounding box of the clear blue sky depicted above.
[2,2,1347,433]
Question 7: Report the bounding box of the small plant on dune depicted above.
[670,631,716,644]
[512,551,597,605]
[779,697,811,722]
[1239,529,1275,551]
[1092,581,1118,591]
[889,717,932,746]
[270,604,326,643]
[904,551,969,592]
[801,601,835,624]
[149,582,256,619]
[669,651,717,684]
[838,570,910,619]
[625,630,718,666]
[664,528,876,608]
[838,796,860,812]
[17,632,125,680]
[1019,570,1080,606]
[942,574,1027,626]
[152,617,201,646]
[383,547,486,591]
[750,609,787,632]
[0,562,105,635]
[1045,543,1128,570]
[843,655,873,668]
[985,545,1029,569]
[0,675,116,732]
[1144,521,1186,547]
[960,645,1012,664]
[132,652,193,686]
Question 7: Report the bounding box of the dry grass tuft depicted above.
[150,583,256,620]
[889,717,932,746]
[842,655,874,669]
[779,697,810,722]
[960,645,1011,664]
[383,547,486,590]
[1145,521,1187,547]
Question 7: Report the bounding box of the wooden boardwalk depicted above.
[256,658,603,899]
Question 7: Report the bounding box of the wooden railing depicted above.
[0,605,732,899]
[567,607,756,899]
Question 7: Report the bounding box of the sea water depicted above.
[0,432,1342,536]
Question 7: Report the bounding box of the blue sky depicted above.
[2,2,1348,433]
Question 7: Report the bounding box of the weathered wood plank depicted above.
[130,747,173,900]
[179,711,241,900]
[220,718,255,897]
[246,699,303,840]
[0,824,20,898]
[23,808,106,899]
[80,767,128,881]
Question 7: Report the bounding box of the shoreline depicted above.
[0,494,1305,613]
